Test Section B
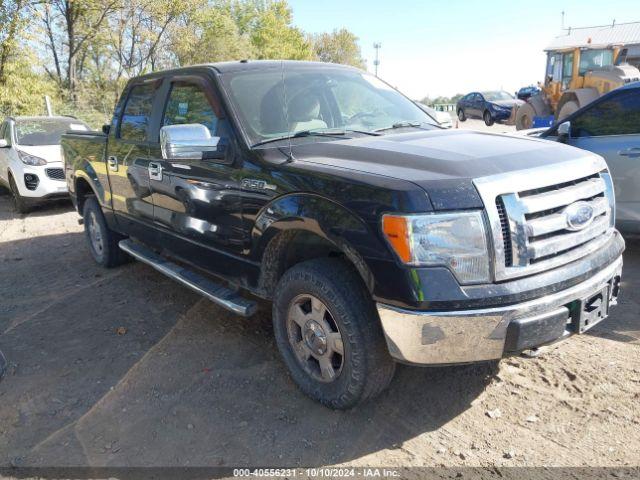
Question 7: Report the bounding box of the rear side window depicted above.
[572,91,640,137]
[119,83,156,141]
[162,83,219,135]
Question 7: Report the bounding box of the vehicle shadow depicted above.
[0,231,496,468]
[0,187,74,220]
[0,230,636,468]
[587,240,640,344]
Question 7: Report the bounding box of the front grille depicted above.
[45,168,65,181]
[474,157,615,281]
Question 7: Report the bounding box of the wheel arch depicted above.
[253,194,382,298]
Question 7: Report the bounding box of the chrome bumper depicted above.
[377,256,623,365]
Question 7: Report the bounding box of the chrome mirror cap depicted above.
[160,124,220,160]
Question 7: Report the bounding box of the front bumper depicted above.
[12,163,68,199]
[377,254,622,365]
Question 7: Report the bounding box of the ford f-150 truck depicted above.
[61,61,624,409]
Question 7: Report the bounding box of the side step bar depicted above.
[119,239,257,317]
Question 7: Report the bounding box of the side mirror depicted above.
[102,124,111,135]
[557,121,571,142]
[0,139,8,148]
[160,124,226,161]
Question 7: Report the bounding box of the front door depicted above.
[147,74,247,274]
[106,80,159,239]
[564,89,640,231]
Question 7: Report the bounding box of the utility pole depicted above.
[373,42,381,77]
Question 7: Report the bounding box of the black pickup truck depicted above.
[61,61,624,409]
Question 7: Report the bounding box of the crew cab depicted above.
[61,61,624,409]
[0,116,90,213]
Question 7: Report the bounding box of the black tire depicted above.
[483,110,495,126]
[272,258,396,409]
[9,175,31,214]
[457,109,466,121]
[82,195,128,268]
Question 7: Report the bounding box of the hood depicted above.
[290,129,592,210]
[491,99,523,108]
[15,145,63,164]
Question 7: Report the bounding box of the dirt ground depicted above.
[0,186,638,473]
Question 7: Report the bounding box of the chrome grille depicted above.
[45,168,65,181]
[474,156,615,281]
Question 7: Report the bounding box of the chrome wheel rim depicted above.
[286,294,344,383]
[87,211,104,256]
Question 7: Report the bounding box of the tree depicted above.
[170,4,253,66]
[37,0,119,101]
[310,28,364,68]
[0,0,30,84]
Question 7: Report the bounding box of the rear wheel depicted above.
[457,109,466,121]
[272,258,396,409]
[83,196,128,268]
[483,110,495,126]
[557,101,579,122]
[9,175,31,214]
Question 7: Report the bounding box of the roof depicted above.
[7,115,79,122]
[133,60,358,81]
[545,21,640,51]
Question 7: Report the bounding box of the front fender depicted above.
[252,193,394,290]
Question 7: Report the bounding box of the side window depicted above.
[119,83,156,141]
[162,82,219,135]
[572,91,640,137]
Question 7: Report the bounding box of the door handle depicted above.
[619,148,640,158]
[148,161,163,181]
[107,156,118,172]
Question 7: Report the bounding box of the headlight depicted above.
[18,150,47,166]
[382,211,491,284]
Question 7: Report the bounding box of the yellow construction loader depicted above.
[514,32,640,130]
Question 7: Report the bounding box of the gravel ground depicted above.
[0,178,638,473]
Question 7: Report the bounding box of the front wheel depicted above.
[9,175,31,214]
[83,196,128,268]
[457,109,466,121]
[484,111,495,126]
[272,258,396,409]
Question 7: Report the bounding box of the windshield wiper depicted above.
[374,121,424,133]
[343,128,382,136]
[252,129,347,148]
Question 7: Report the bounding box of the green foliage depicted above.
[310,28,365,69]
[248,1,313,60]
[1,0,367,125]
[171,4,254,65]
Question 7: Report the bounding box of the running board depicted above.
[119,239,257,317]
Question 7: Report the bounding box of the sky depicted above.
[288,0,640,99]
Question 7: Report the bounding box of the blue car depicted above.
[456,91,524,126]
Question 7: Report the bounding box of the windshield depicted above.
[15,118,89,146]
[221,65,437,146]
[579,49,614,75]
[482,91,514,101]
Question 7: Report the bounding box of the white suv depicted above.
[0,116,90,213]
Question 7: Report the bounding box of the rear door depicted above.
[565,89,640,231]
[106,79,161,239]
[146,72,247,271]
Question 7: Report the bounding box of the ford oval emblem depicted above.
[564,201,595,231]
